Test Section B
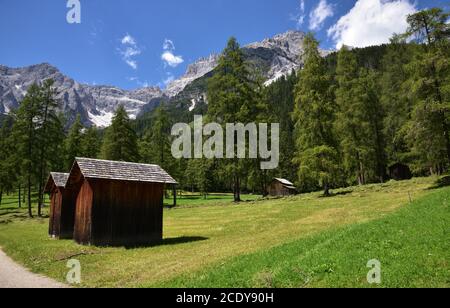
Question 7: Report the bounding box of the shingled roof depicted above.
[273,178,296,190]
[44,172,70,193]
[73,158,177,185]
[274,178,294,186]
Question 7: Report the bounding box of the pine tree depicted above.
[101,105,140,162]
[139,107,172,170]
[292,33,339,195]
[207,37,261,202]
[81,126,101,159]
[335,47,386,185]
[358,68,387,182]
[65,114,84,168]
[264,72,298,185]
[0,117,16,205]
[12,84,41,217]
[380,35,416,166]
[36,79,64,216]
[404,8,450,173]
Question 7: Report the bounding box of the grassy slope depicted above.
[0,177,445,287]
[160,185,449,288]
[164,193,261,207]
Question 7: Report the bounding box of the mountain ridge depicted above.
[0,30,327,127]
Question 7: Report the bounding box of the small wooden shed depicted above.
[389,163,413,181]
[44,172,76,239]
[67,158,177,247]
[267,178,297,196]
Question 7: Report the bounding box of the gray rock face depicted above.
[0,63,162,127]
[0,30,330,127]
[245,30,307,85]
[165,54,220,98]
[165,31,317,97]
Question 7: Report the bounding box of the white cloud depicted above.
[291,0,306,27]
[161,51,184,68]
[161,39,184,68]
[119,34,142,70]
[328,0,417,49]
[121,34,136,46]
[309,0,334,31]
[163,39,175,51]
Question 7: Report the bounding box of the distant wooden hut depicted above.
[44,172,76,239]
[389,163,413,181]
[267,178,297,196]
[67,158,177,247]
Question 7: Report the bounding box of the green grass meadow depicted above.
[0,176,448,288]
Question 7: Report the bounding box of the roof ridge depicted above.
[75,157,160,168]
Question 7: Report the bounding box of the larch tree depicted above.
[0,117,16,205]
[81,126,101,159]
[380,35,416,166]
[65,114,84,169]
[12,83,41,217]
[36,79,64,216]
[335,47,386,185]
[404,8,450,174]
[207,37,262,202]
[139,106,173,171]
[101,105,140,162]
[292,33,339,195]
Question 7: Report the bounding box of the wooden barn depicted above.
[66,158,177,247]
[44,172,77,239]
[267,178,297,196]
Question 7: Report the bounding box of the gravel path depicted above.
[0,249,67,288]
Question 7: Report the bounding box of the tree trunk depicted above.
[27,176,33,218]
[173,185,177,207]
[0,189,3,206]
[358,161,366,185]
[37,100,50,217]
[38,181,43,217]
[323,183,330,197]
[18,185,21,208]
[234,176,241,202]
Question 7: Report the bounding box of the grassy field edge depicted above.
[156,186,449,288]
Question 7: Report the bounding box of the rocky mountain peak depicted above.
[164,54,220,98]
[1,30,325,127]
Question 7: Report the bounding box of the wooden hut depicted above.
[44,172,76,239]
[267,178,297,196]
[389,163,413,181]
[67,158,177,247]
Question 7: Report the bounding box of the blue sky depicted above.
[0,0,447,90]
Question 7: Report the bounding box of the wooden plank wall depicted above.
[59,189,77,239]
[48,189,62,237]
[73,179,94,245]
[89,179,164,246]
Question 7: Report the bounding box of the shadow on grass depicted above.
[318,190,353,198]
[123,236,209,250]
[0,211,23,217]
[428,176,450,190]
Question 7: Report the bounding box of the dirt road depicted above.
[0,249,67,288]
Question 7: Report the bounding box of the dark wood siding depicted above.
[48,186,77,239]
[59,189,77,239]
[73,179,93,245]
[89,179,164,246]
[49,187,62,237]
[72,177,164,247]
[267,181,296,196]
